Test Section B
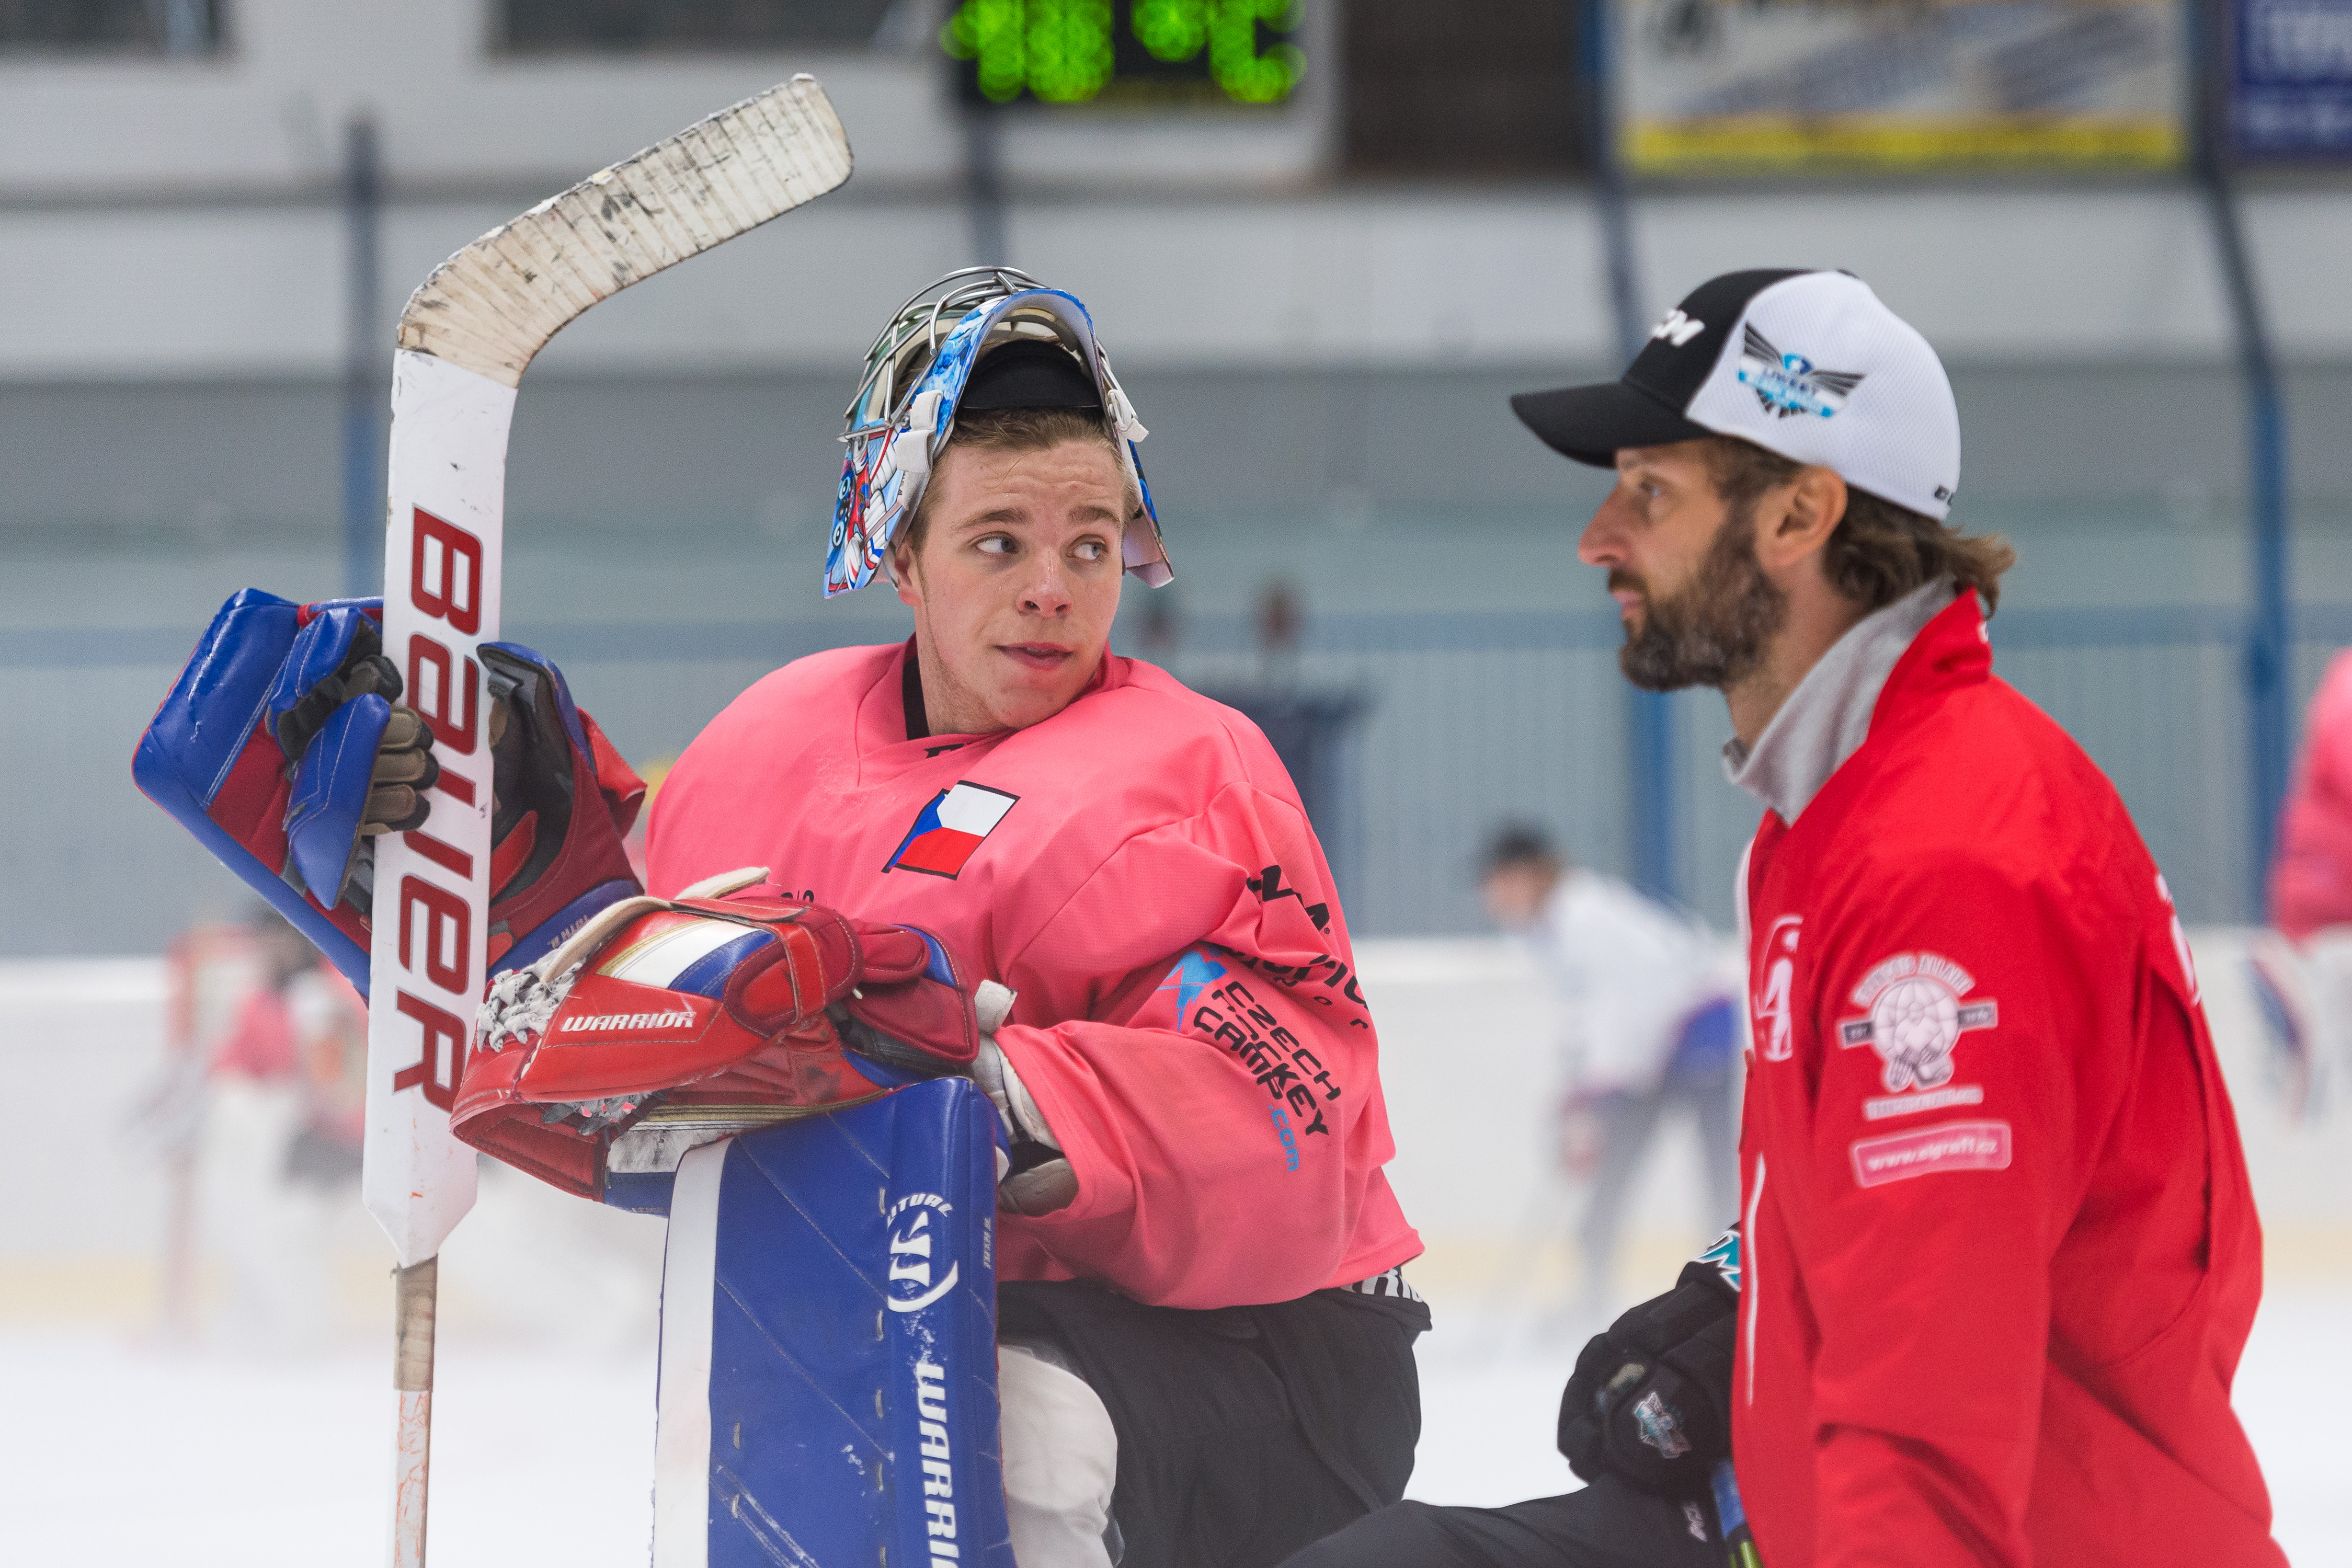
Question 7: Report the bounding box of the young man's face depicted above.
[1480,862,1556,930]
[1575,438,1787,692]
[893,437,1129,735]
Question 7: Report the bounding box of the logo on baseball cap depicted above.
[1511,269,1961,520]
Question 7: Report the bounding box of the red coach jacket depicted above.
[1733,592,2283,1568]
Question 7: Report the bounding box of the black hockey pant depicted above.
[997,1278,1430,1568]
[1277,1480,1730,1568]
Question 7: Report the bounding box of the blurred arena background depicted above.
[2,1,2348,1562]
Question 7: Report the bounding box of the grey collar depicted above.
[1722,579,1955,824]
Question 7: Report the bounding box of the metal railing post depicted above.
[1580,0,1679,903]
[2196,0,2292,919]
[341,116,384,600]
[964,108,1008,267]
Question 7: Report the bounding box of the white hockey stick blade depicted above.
[395,73,853,387]
[363,75,854,1272]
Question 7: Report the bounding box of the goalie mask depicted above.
[826,266,1172,598]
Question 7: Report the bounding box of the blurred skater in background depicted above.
[201,907,365,1353]
[2254,648,2352,1120]
[1479,827,1739,1314]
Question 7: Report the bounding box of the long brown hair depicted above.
[1704,436,2017,613]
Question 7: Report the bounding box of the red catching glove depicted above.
[452,868,984,1198]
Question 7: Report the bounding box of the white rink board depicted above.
[2,933,2347,1566]
[4,928,2346,1285]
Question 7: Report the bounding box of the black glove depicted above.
[272,618,439,835]
[1558,1249,1738,1499]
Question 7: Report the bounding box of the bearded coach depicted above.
[1287,270,2287,1568]
[1531,268,2286,1566]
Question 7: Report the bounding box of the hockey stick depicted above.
[1711,1460,1761,1568]
[364,77,851,1568]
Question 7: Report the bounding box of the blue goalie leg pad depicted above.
[651,1078,1015,1568]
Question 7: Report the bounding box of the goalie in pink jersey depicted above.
[181,268,1425,1568]
[641,268,1427,1567]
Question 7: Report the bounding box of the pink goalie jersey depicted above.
[646,640,1422,1309]
[2273,649,2352,942]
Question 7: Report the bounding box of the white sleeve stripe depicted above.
[1742,1153,1766,1410]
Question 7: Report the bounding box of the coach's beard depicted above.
[1615,512,1787,692]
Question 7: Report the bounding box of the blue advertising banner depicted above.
[2235,0,2352,157]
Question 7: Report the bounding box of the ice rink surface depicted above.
[6,937,2347,1564]
[7,1283,2347,1566]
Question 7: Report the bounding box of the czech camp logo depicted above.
[886,782,1019,879]
[1837,951,1998,1095]
[1737,323,1865,420]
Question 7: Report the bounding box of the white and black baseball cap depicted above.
[1512,269,1961,520]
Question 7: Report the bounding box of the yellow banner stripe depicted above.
[1623,116,2185,173]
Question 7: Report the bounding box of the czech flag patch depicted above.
[886,782,1019,879]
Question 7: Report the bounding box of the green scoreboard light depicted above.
[944,0,1306,107]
